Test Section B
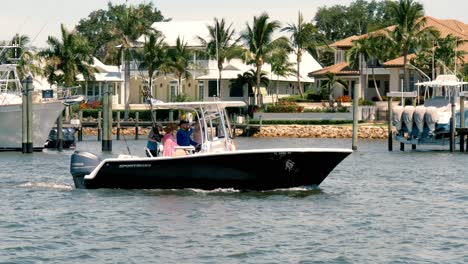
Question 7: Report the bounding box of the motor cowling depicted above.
[70,151,101,188]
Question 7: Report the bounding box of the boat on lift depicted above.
[392,75,468,145]
[70,101,352,190]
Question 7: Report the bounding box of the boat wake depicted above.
[140,186,323,197]
[19,182,73,191]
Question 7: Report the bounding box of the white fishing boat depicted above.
[70,101,352,190]
[0,44,80,151]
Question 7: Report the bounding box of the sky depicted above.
[0,0,467,47]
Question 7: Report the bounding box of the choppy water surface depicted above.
[0,137,467,263]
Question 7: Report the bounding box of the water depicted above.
[1,137,467,263]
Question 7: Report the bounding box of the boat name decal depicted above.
[119,164,151,168]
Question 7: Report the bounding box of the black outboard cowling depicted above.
[70,151,101,188]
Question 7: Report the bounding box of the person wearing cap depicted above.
[176,120,199,147]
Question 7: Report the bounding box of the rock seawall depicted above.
[81,125,388,139]
[251,125,388,139]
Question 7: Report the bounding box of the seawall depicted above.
[81,125,389,139]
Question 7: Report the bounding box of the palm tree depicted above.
[412,35,466,77]
[234,69,270,97]
[139,32,169,100]
[8,34,42,81]
[198,18,243,98]
[321,72,348,108]
[166,37,193,100]
[281,11,324,97]
[241,12,289,106]
[40,24,94,87]
[387,0,436,91]
[107,3,155,119]
[347,37,384,101]
[265,47,296,104]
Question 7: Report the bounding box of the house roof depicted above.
[77,57,123,82]
[383,54,417,67]
[317,16,468,75]
[329,16,468,49]
[308,62,359,76]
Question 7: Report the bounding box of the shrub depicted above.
[358,98,375,106]
[79,100,102,109]
[266,101,304,113]
[336,95,351,103]
[306,93,325,102]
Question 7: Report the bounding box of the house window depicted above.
[170,81,177,101]
[368,80,381,89]
[230,81,243,97]
[208,80,218,97]
[198,81,204,100]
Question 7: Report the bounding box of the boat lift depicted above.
[387,75,468,152]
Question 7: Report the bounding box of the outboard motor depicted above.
[70,151,101,188]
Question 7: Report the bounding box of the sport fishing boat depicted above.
[0,44,84,151]
[70,101,352,190]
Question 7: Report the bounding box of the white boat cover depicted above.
[414,105,426,135]
[402,106,415,134]
[423,97,452,133]
[392,106,404,130]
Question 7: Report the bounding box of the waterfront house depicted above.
[125,21,322,105]
[309,16,468,101]
[76,57,124,105]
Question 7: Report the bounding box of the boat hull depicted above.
[74,149,352,190]
[0,101,64,150]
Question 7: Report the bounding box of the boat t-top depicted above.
[70,101,352,190]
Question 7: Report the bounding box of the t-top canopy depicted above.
[150,101,247,111]
[415,75,468,87]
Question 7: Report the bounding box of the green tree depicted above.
[265,48,295,104]
[313,0,394,42]
[347,37,392,101]
[198,18,243,98]
[40,24,94,87]
[76,2,165,63]
[166,37,193,98]
[386,0,437,91]
[282,11,324,98]
[234,69,270,96]
[321,72,348,107]
[241,12,289,106]
[412,35,467,77]
[77,2,164,119]
[7,34,42,81]
[138,32,169,100]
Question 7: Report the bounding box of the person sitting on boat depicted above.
[146,125,162,157]
[162,124,178,157]
[177,120,199,149]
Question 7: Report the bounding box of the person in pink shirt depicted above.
[162,124,179,157]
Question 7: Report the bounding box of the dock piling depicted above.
[57,111,63,151]
[102,83,112,151]
[387,98,393,151]
[352,82,358,150]
[78,111,83,141]
[135,112,139,140]
[22,76,33,153]
[116,111,121,140]
[97,111,102,141]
